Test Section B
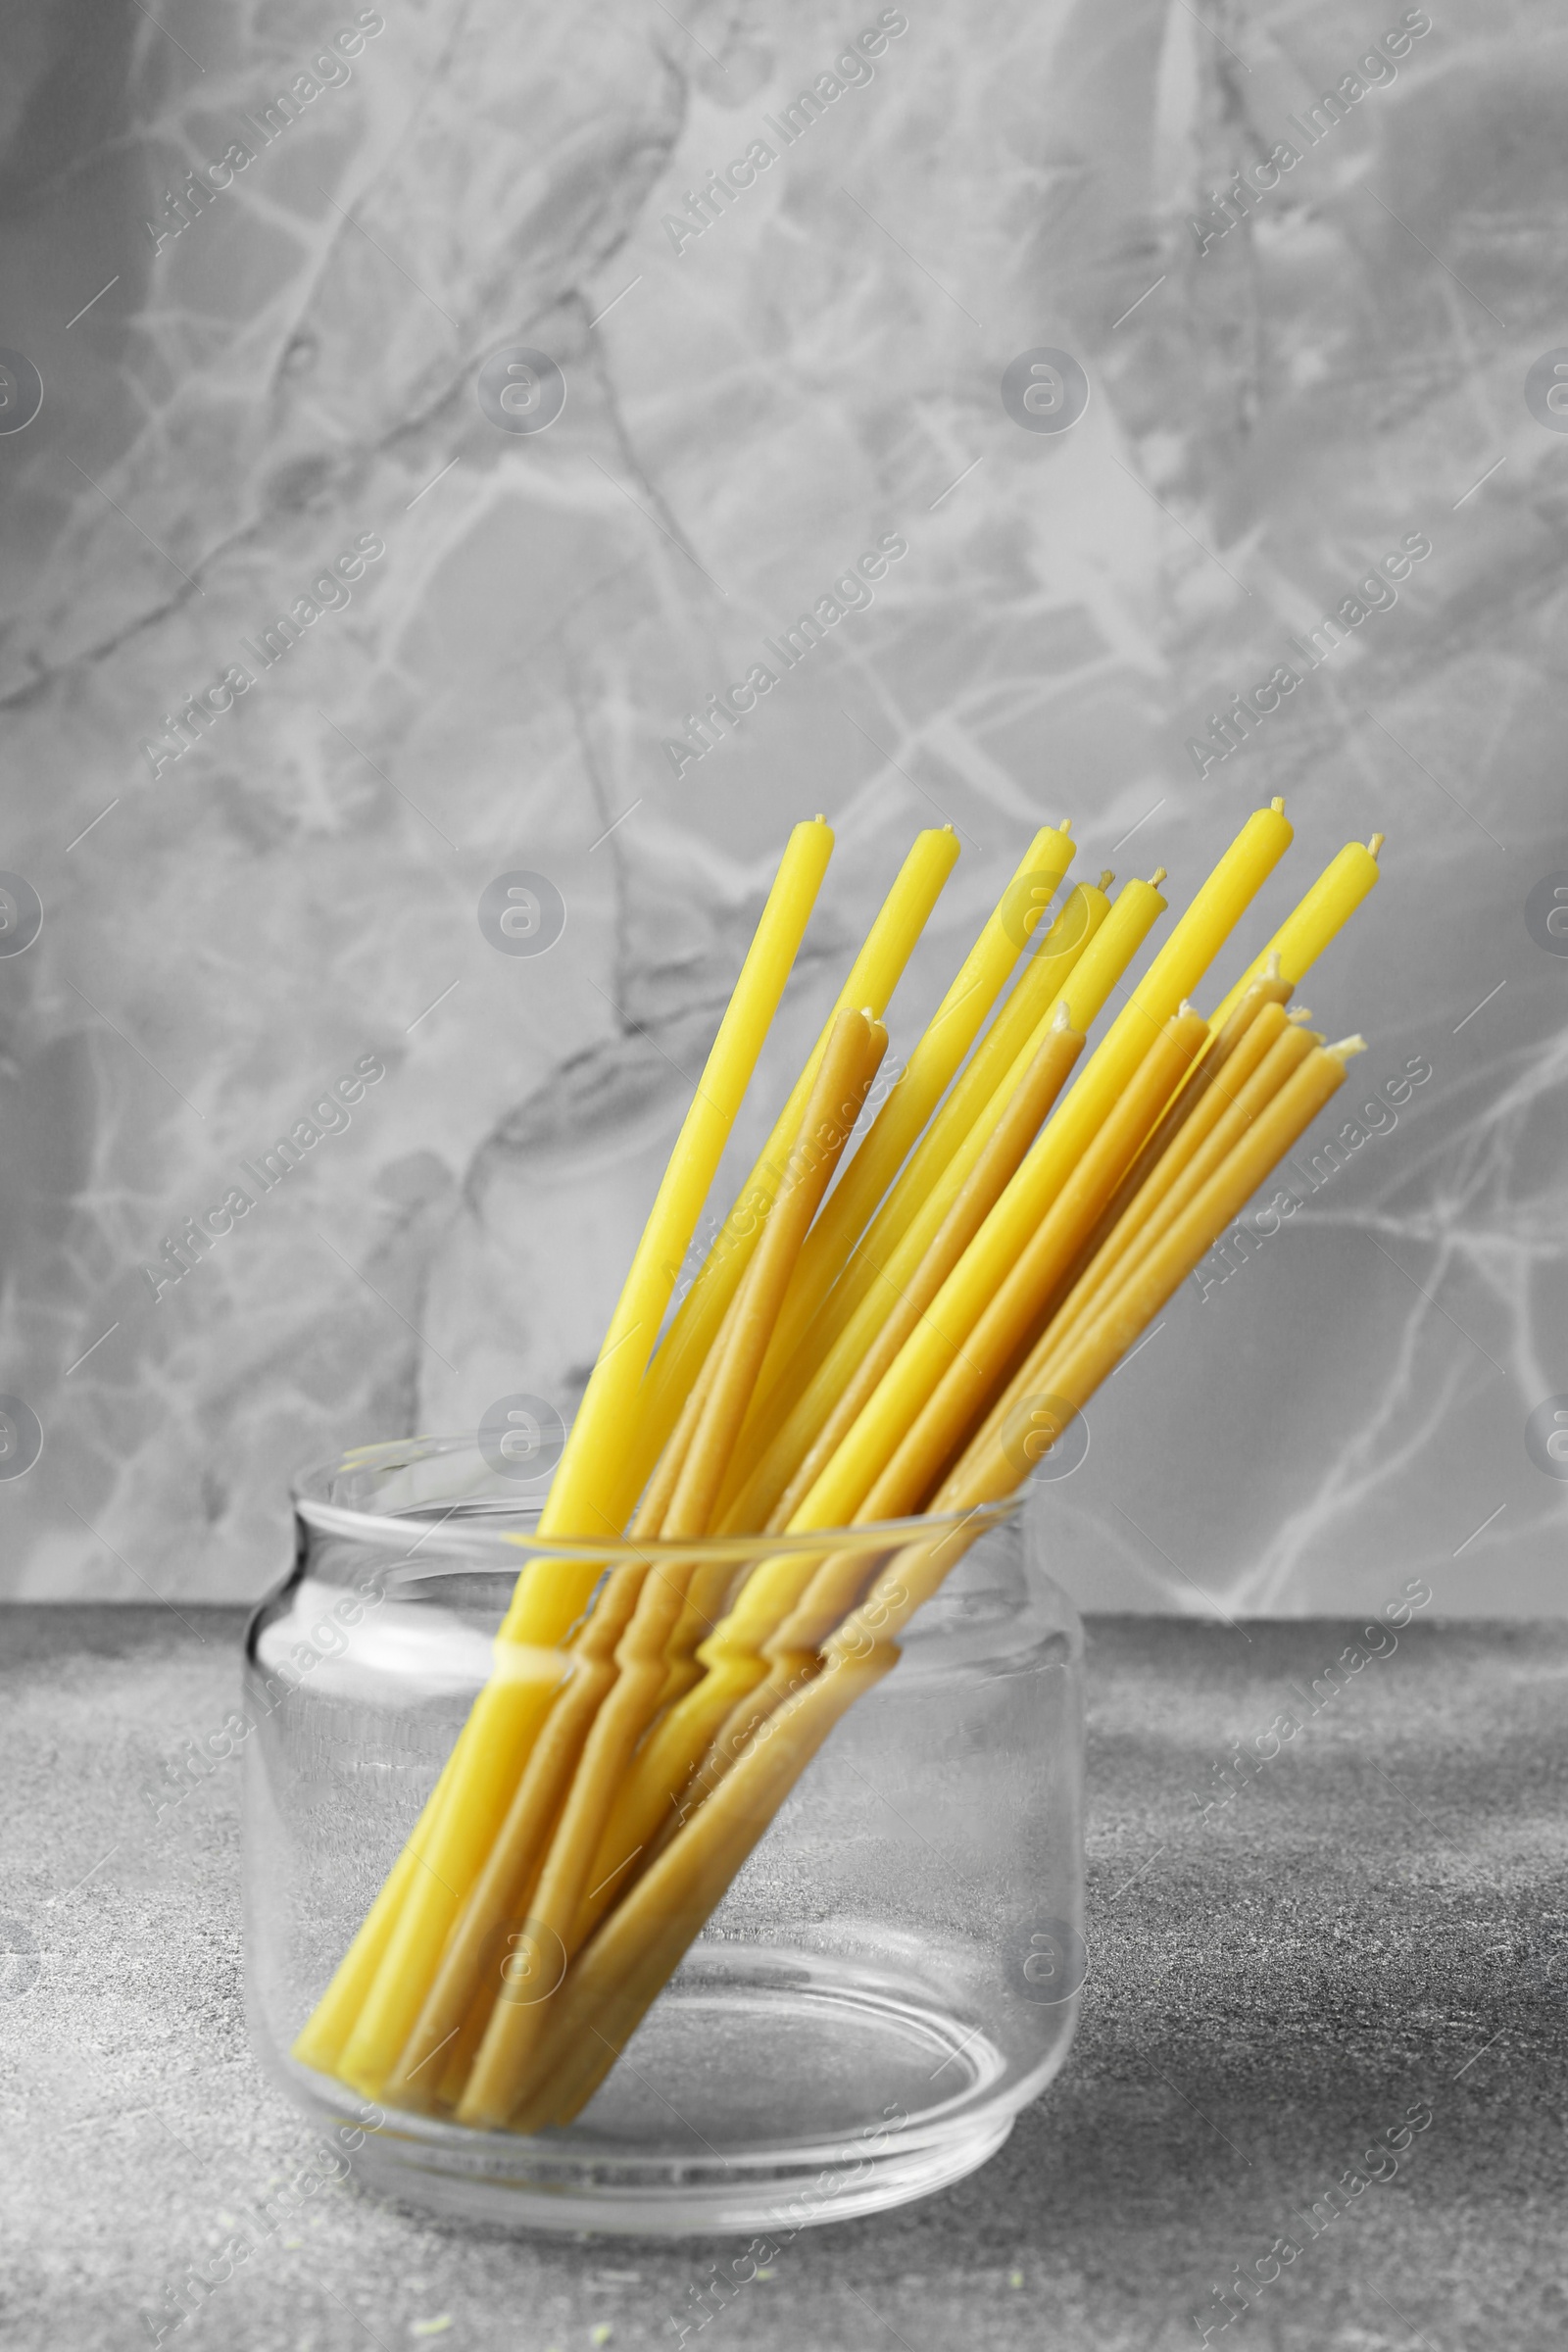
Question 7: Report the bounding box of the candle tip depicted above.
[1271,796,1286,814]
[1149,866,1168,889]
[1099,868,1115,891]
[1367,832,1385,859]
[1328,1034,1368,1059]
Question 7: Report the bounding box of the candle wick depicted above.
[1149,866,1168,889]
[1059,817,1073,834]
[1287,1005,1313,1023]
[1367,832,1385,859]
[1265,950,1282,980]
[1098,868,1115,891]
[1270,796,1286,813]
[1328,1033,1368,1058]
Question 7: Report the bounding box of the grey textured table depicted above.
[3,1610,1562,2351]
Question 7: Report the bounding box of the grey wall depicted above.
[0,0,1563,1611]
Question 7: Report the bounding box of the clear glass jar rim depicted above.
[291,1432,1026,1567]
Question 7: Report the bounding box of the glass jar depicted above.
[244,1435,1084,2234]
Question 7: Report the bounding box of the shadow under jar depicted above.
[244,1435,1085,2234]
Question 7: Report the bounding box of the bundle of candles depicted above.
[296,800,1380,2131]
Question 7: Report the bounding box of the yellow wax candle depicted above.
[750,823,1076,1394]
[330,818,834,2096]
[509,815,835,1599]
[619,827,960,1513]
[1019,973,1294,1368]
[1206,835,1381,1031]
[722,872,1156,1499]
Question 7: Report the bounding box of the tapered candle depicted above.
[512,817,836,1590]
[1033,993,1303,1371]
[621,828,961,1511]
[1207,837,1380,1030]
[330,818,835,2097]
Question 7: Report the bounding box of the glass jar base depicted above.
[344,2107,1017,2236]
[278,1941,1057,2235]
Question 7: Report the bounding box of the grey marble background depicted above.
[0,0,1564,1612]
